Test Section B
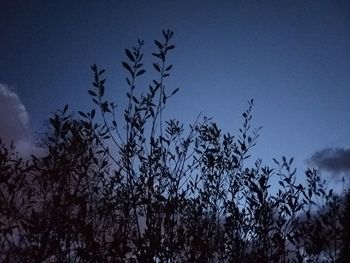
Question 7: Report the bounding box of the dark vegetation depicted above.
[1,30,349,262]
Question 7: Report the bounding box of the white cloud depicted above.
[0,83,31,150]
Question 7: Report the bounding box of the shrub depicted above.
[0,30,348,262]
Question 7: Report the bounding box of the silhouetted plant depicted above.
[0,30,348,262]
[338,190,350,262]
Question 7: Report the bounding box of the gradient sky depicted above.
[1,1,350,186]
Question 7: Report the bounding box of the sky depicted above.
[1,0,350,187]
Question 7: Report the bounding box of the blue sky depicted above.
[1,0,350,186]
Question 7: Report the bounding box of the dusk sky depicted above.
[1,1,350,186]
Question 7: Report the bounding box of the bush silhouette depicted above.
[0,30,349,262]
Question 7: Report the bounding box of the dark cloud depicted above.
[308,147,350,173]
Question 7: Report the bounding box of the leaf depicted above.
[91,109,95,119]
[152,53,161,59]
[135,63,143,69]
[62,104,68,114]
[153,63,161,72]
[91,64,97,71]
[78,111,87,118]
[165,64,173,71]
[167,45,175,50]
[132,96,139,104]
[162,30,168,40]
[88,90,97,97]
[171,88,179,96]
[99,86,105,97]
[122,61,134,76]
[101,101,110,113]
[154,40,163,49]
[125,49,135,62]
[136,69,146,76]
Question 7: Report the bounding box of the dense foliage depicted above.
[1,30,349,262]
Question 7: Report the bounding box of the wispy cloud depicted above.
[308,147,350,174]
[0,83,31,153]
